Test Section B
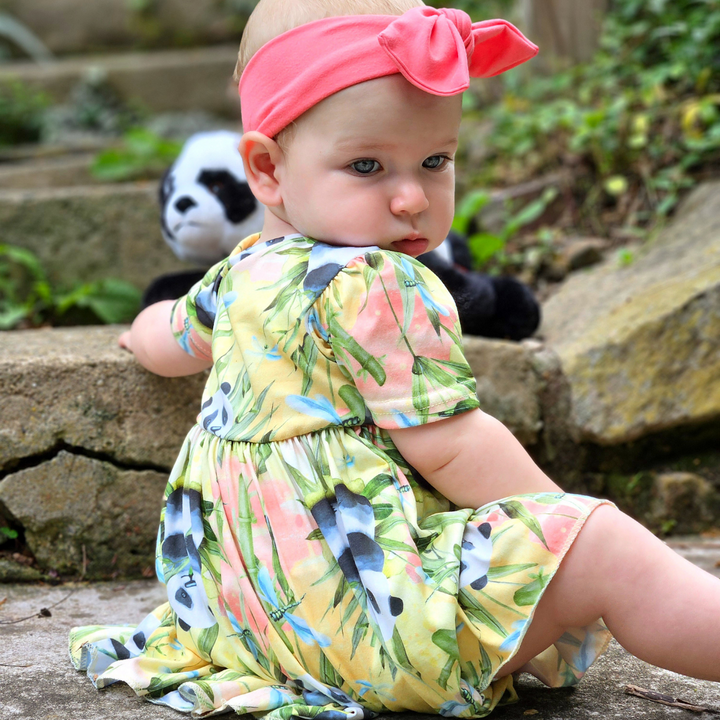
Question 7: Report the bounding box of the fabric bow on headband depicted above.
[239,6,538,138]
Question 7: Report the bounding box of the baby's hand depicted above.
[118,330,133,352]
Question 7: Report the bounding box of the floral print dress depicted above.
[70,233,612,718]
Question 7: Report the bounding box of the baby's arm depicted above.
[388,409,561,508]
[119,300,212,377]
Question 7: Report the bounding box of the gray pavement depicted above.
[1,540,720,719]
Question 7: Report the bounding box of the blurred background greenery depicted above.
[0,0,718,328]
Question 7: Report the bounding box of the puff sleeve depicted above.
[170,257,230,360]
[317,250,480,429]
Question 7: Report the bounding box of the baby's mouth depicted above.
[392,237,430,257]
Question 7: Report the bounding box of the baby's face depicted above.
[274,75,463,256]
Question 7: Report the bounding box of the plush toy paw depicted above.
[419,246,540,341]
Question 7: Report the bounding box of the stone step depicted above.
[0,327,559,579]
[0,183,192,291]
[1,0,245,56]
[1,581,719,719]
[0,45,241,116]
[0,153,99,189]
[540,181,720,447]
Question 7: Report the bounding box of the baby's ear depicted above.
[238,132,284,207]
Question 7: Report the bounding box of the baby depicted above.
[72,0,720,717]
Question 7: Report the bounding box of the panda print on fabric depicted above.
[159,131,265,265]
[458,522,493,591]
[160,488,217,631]
[311,484,403,642]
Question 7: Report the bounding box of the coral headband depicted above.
[239,6,538,138]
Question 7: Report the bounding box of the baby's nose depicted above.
[390,180,429,215]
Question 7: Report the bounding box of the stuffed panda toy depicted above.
[144,131,540,341]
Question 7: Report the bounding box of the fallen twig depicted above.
[626,685,720,714]
[0,590,75,625]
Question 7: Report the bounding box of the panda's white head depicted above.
[160,131,265,265]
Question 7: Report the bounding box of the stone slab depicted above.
[0,327,564,578]
[0,328,552,473]
[0,325,206,472]
[541,181,720,445]
[464,338,543,447]
[0,452,166,577]
[0,45,241,116]
[0,0,244,55]
[0,183,193,290]
[0,154,98,189]
[1,579,719,719]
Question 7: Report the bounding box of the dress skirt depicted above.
[70,424,612,719]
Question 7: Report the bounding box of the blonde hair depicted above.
[235,0,424,81]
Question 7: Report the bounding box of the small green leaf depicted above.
[468,232,505,266]
[604,175,629,196]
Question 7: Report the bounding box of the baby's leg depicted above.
[498,504,720,681]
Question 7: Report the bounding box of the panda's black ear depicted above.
[158,165,174,206]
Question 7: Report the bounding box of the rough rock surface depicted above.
[463,339,543,446]
[0,325,205,471]
[0,452,166,576]
[0,184,190,290]
[1,0,243,55]
[541,181,720,445]
[2,579,719,719]
[0,327,559,579]
[0,46,241,115]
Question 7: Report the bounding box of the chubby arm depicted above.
[118,300,212,377]
[388,408,561,509]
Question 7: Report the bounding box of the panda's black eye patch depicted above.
[197,169,258,224]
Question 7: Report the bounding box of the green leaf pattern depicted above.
[69,235,612,718]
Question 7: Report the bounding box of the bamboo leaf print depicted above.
[351,614,370,659]
[459,590,508,638]
[327,314,386,386]
[432,629,460,660]
[306,528,324,542]
[363,474,395,499]
[499,500,549,549]
[197,623,219,661]
[393,258,417,339]
[372,503,394,521]
[437,655,456,691]
[486,563,537,579]
[391,629,416,674]
[411,358,430,419]
[320,650,344,688]
[338,385,368,423]
[514,569,550,607]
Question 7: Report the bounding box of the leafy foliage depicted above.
[452,187,558,267]
[0,80,48,145]
[465,0,720,241]
[0,245,141,329]
[92,127,182,181]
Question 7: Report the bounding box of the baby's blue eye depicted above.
[423,155,447,169]
[351,159,381,174]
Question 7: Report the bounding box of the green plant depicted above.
[0,80,48,145]
[467,0,720,235]
[92,128,182,182]
[453,186,558,267]
[0,245,141,329]
[0,526,18,540]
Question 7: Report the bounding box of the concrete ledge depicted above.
[0,45,241,115]
[1,580,718,719]
[1,0,244,55]
[0,327,563,579]
[0,325,205,471]
[0,183,192,290]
